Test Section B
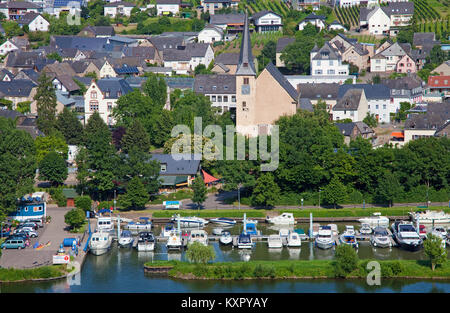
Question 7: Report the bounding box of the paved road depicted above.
[0,207,86,269]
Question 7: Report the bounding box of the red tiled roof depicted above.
[428,75,450,87]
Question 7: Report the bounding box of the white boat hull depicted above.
[220,237,233,245]
[89,247,110,255]
[118,238,133,247]
[315,240,334,250]
[358,218,389,228]
[371,237,391,248]
[137,242,155,251]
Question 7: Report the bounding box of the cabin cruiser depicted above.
[125,217,152,231]
[340,226,359,249]
[89,230,113,255]
[358,213,389,228]
[209,217,236,226]
[137,231,156,252]
[243,220,259,236]
[266,213,296,225]
[410,210,450,225]
[118,230,134,248]
[237,233,253,249]
[219,230,233,245]
[267,234,283,248]
[97,217,114,232]
[171,215,208,228]
[279,228,289,240]
[370,227,392,248]
[188,229,208,246]
[166,230,182,250]
[431,227,447,248]
[294,228,308,241]
[287,231,301,247]
[161,223,175,237]
[391,221,423,252]
[315,226,334,250]
[212,228,224,236]
[359,223,373,235]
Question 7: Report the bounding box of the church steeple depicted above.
[235,12,256,76]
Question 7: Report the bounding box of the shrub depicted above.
[50,188,67,207]
[186,242,215,264]
[64,208,85,230]
[333,244,359,278]
[75,196,92,211]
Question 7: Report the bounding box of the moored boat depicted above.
[137,231,156,252]
[410,210,450,225]
[187,229,208,246]
[267,234,283,248]
[287,231,301,247]
[171,215,208,228]
[391,221,423,252]
[370,227,392,248]
[358,213,389,228]
[89,230,113,255]
[126,217,152,231]
[339,226,359,249]
[359,223,373,235]
[315,226,334,250]
[209,217,236,226]
[219,230,233,245]
[118,230,133,248]
[237,232,253,249]
[266,213,296,225]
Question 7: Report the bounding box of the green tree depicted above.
[47,52,62,62]
[251,173,280,208]
[34,73,58,135]
[0,117,36,217]
[121,120,151,154]
[16,101,31,114]
[424,233,448,271]
[191,175,207,209]
[118,176,149,210]
[35,131,68,164]
[39,151,68,186]
[64,208,86,230]
[142,73,167,107]
[257,40,276,71]
[363,112,378,128]
[186,241,215,264]
[333,244,359,278]
[375,171,402,207]
[74,195,92,212]
[56,107,83,145]
[322,176,347,209]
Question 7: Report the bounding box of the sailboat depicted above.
[166,214,183,250]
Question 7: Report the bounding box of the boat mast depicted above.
[243,213,247,235]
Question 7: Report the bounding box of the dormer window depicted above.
[243,62,248,67]
[160,163,167,172]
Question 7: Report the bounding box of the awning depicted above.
[159,175,188,186]
[202,169,219,184]
[390,132,404,138]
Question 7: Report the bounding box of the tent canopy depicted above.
[202,169,219,184]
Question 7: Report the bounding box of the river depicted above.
[1,222,449,293]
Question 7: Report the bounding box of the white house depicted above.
[332,89,368,122]
[251,10,283,33]
[370,41,407,72]
[198,24,224,43]
[310,42,349,76]
[18,13,49,32]
[156,0,180,16]
[163,43,214,74]
[104,2,135,17]
[0,39,19,56]
[84,78,133,126]
[328,20,346,31]
[367,6,391,35]
[98,60,117,78]
[298,13,326,31]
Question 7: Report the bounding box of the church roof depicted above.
[235,13,256,76]
[265,62,298,102]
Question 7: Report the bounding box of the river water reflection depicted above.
[1,222,449,293]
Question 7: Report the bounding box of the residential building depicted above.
[427,75,450,99]
[332,89,368,122]
[370,41,407,72]
[310,42,349,76]
[335,121,375,145]
[162,43,214,74]
[200,0,234,15]
[0,80,37,110]
[275,37,295,67]
[156,0,180,16]
[382,75,423,110]
[194,74,236,114]
[433,61,450,76]
[210,13,245,34]
[17,12,49,32]
[360,3,414,35]
[84,78,133,125]
[251,10,283,33]
[292,0,320,11]
[413,32,437,49]
[298,13,326,31]
[297,83,340,113]
[104,2,135,17]
[396,53,417,74]
[0,1,41,20]
[328,20,346,31]
[198,24,224,43]
[150,153,201,188]
[78,26,115,38]
[330,33,372,71]
[212,52,258,75]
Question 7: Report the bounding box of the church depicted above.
[235,14,299,137]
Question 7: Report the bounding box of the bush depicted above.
[333,244,359,278]
[186,242,215,264]
[50,188,67,207]
[75,196,92,211]
[64,208,85,230]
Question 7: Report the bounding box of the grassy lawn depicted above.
[0,265,68,282]
[145,259,450,280]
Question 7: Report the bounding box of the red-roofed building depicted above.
[427,75,450,98]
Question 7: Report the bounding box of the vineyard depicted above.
[412,0,449,37]
[238,0,291,18]
[333,5,360,29]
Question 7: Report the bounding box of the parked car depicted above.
[24,218,43,228]
[1,237,27,249]
[14,226,35,234]
[15,229,38,238]
[17,222,38,231]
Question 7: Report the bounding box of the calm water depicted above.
[1,222,449,293]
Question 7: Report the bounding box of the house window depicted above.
[242,101,248,111]
[161,164,167,172]
[243,78,249,84]
[211,95,216,102]
[231,95,236,102]
[376,105,379,109]
[107,102,113,111]
[383,104,386,109]
[218,96,222,102]
[223,96,228,102]
[91,91,97,99]
[90,101,99,111]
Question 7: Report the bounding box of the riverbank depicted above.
[144,260,450,280]
[0,264,70,283]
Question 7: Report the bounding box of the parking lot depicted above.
[0,206,85,269]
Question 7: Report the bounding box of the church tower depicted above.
[235,13,258,137]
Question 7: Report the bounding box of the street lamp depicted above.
[318,189,322,208]
[301,198,304,209]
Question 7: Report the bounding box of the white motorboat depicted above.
[137,232,156,252]
[410,210,450,225]
[212,228,224,236]
[188,229,208,246]
[371,227,392,248]
[125,217,152,231]
[358,212,390,228]
[279,228,289,240]
[266,212,296,225]
[118,230,134,248]
[161,223,175,237]
[267,234,283,248]
[430,227,447,248]
[89,230,113,255]
[360,223,373,235]
[391,221,423,252]
[339,226,359,249]
[209,217,236,226]
[166,230,182,250]
[171,215,208,228]
[237,232,254,249]
[315,226,334,250]
[219,230,233,245]
[287,231,301,247]
[97,217,114,232]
